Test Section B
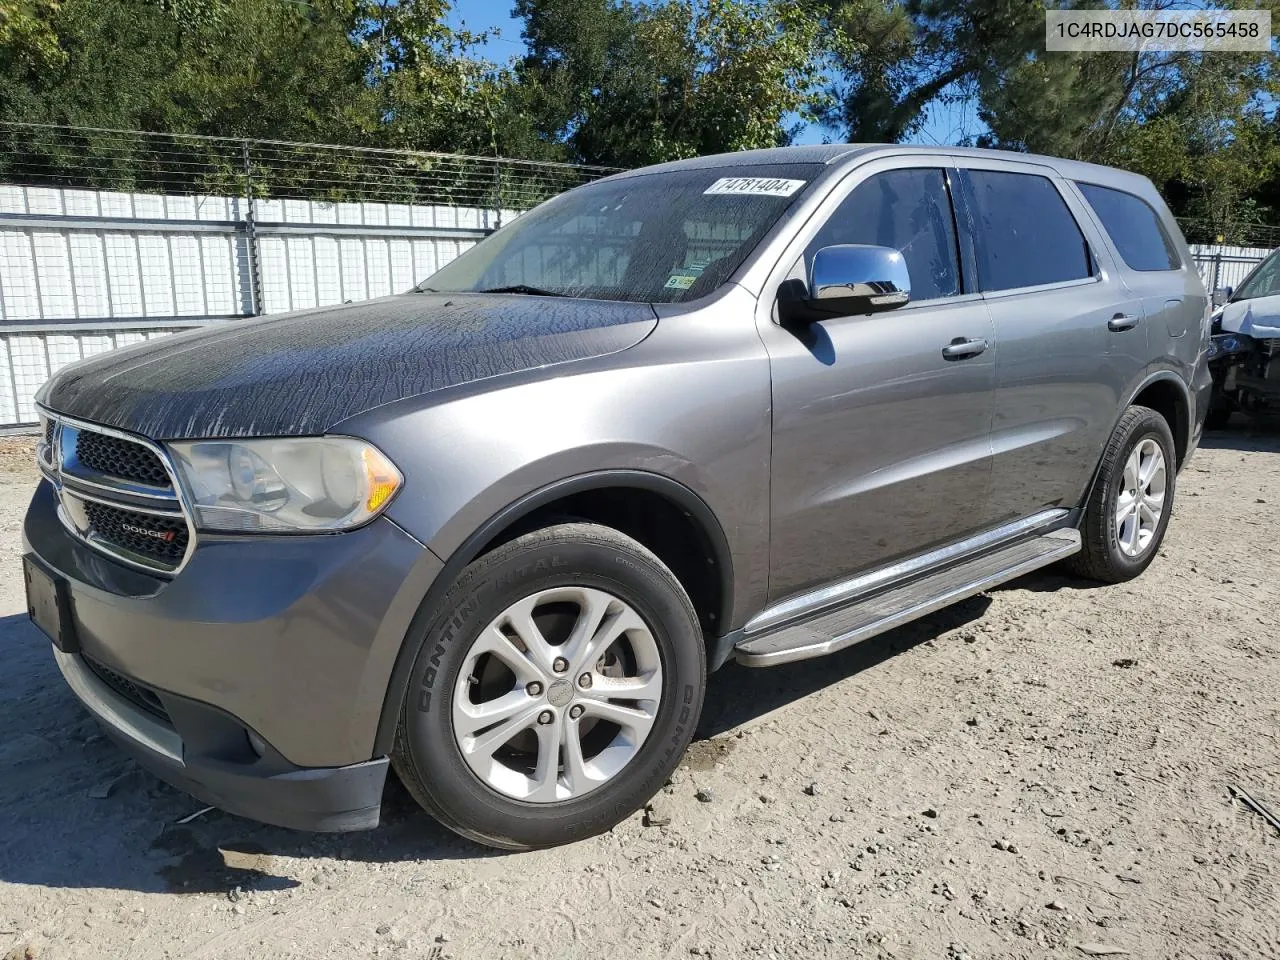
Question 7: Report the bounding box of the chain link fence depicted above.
[0,122,621,428]
[0,121,620,212]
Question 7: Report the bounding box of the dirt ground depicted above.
[0,424,1278,960]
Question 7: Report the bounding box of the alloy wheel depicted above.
[451,586,663,803]
[1114,437,1166,558]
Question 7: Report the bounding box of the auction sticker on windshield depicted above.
[704,177,805,197]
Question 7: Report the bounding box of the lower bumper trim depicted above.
[52,645,388,832]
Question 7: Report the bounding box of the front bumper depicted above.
[52,645,388,830]
[24,478,443,831]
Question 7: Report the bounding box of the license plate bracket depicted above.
[24,556,78,653]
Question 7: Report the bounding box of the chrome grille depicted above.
[83,500,189,565]
[75,431,170,488]
[36,408,195,576]
[37,415,57,469]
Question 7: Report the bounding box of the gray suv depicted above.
[23,145,1212,849]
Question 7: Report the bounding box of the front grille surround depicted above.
[37,407,196,576]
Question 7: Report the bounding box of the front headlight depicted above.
[167,437,402,533]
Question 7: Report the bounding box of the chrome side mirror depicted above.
[778,244,911,325]
[1212,286,1233,307]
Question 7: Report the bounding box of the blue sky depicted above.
[444,0,979,149]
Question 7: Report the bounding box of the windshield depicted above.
[1232,248,1280,302]
[419,164,818,303]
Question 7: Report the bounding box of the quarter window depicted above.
[1076,182,1181,272]
[805,168,962,302]
[965,170,1092,292]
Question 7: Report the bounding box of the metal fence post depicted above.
[1212,252,1222,292]
[492,161,504,231]
[242,141,264,316]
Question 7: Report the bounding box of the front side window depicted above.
[805,168,961,302]
[965,170,1092,292]
[420,164,817,303]
[1231,249,1280,302]
[1076,182,1180,272]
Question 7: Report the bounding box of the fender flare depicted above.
[372,469,734,756]
[1079,370,1191,512]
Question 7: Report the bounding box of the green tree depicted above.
[514,0,835,167]
[0,0,65,70]
[816,0,1280,239]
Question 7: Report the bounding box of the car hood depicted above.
[38,293,658,440]
[1219,294,1280,340]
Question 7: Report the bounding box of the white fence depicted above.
[0,184,506,426]
[1189,243,1271,292]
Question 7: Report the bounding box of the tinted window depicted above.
[806,168,961,301]
[1077,182,1180,271]
[965,170,1091,291]
[422,164,815,303]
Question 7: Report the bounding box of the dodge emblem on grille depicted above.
[121,522,177,543]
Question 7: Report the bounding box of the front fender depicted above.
[337,311,773,630]
[338,322,773,758]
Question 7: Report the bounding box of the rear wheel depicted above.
[392,522,705,850]
[1069,405,1176,584]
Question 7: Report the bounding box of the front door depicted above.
[759,160,997,604]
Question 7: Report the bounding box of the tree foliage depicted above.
[0,0,1278,238]
[514,0,836,166]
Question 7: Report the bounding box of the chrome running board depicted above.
[734,528,1080,667]
[744,508,1070,635]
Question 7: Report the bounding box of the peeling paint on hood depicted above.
[37,293,659,440]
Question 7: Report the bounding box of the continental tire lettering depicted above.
[667,683,696,753]
[497,554,567,587]
[416,639,448,713]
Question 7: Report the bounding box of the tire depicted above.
[1069,405,1176,584]
[391,522,705,850]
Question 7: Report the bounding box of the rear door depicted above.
[1072,179,1208,382]
[758,156,997,603]
[952,159,1140,523]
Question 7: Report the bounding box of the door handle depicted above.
[1107,313,1141,332]
[941,337,989,360]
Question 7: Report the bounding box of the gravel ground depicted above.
[1,426,1278,960]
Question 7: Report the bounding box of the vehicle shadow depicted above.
[695,593,991,739]
[0,592,999,895]
[1198,417,1280,453]
[0,613,497,898]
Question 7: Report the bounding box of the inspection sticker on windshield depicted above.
[704,177,805,198]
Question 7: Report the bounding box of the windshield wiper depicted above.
[478,284,566,298]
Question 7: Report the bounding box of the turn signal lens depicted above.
[363,446,400,513]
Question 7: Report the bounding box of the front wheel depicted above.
[1069,405,1176,584]
[392,522,705,850]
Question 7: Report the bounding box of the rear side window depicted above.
[964,170,1092,292]
[1076,182,1181,271]
[805,168,961,301]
